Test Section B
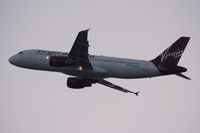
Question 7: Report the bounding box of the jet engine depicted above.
[67,77,92,89]
[49,56,67,67]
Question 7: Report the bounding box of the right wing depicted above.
[97,79,139,96]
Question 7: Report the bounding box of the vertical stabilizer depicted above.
[151,37,190,68]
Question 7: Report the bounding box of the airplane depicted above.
[9,29,190,96]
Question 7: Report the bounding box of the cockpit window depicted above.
[18,51,23,54]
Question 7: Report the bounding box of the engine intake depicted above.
[67,77,92,89]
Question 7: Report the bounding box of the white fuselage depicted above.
[9,49,161,79]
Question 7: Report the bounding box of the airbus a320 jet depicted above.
[9,30,190,96]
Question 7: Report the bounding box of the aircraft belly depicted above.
[63,68,108,79]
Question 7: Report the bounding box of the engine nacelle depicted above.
[49,56,67,67]
[67,77,92,89]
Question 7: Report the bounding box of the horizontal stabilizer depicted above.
[175,73,191,80]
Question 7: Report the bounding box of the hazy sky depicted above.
[1,0,200,133]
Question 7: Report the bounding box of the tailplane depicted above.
[151,37,190,79]
[175,73,191,80]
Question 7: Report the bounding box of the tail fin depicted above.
[151,37,190,69]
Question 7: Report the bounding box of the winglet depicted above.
[127,90,140,96]
[80,29,90,33]
[134,91,140,96]
[85,29,90,31]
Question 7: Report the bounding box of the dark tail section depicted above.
[151,37,190,78]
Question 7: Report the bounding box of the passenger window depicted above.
[18,51,23,54]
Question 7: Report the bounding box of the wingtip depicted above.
[134,91,140,96]
[81,29,90,32]
[180,36,191,41]
[129,90,140,96]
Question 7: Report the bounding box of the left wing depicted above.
[68,29,93,70]
[96,79,139,96]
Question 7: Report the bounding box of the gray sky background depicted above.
[1,0,200,133]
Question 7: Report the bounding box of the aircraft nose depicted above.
[9,56,15,65]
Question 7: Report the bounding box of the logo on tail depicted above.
[151,37,190,68]
[161,48,184,62]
